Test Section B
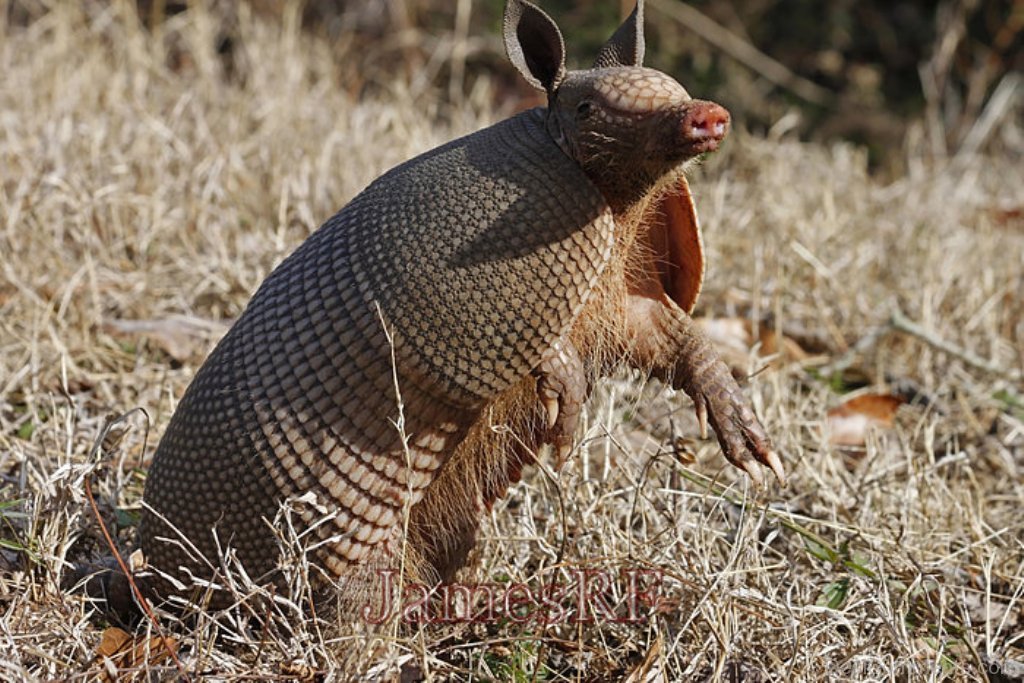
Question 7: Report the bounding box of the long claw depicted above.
[764,450,786,486]
[742,459,764,488]
[543,395,559,429]
[695,398,709,440]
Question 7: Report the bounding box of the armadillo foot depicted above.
[667,327,786,487]
[683,372,784,487]
[534,338,589,465]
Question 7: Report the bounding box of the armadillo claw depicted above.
[675,352,785,486]
[700,382,785,487]
[534,339,590,463]
[764,449,787,486]
[694,395,709,440]
[541,392,560,429]
[737,453,764,488]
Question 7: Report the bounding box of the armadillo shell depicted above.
[140,108,625,594]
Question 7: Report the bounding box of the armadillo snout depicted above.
[681,101,730,154]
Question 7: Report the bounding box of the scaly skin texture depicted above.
[137,0,784,614]
[139,109,614,602]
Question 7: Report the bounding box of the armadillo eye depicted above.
[576,101,593,119]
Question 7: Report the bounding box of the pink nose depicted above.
[683,101,730,142]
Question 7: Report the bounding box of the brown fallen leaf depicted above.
[696,317,808,374]
[757,325,809,362]
[103,315,231,362]
[669,435,697,465]
[94,626,178,681]
[827,393,906,447]
[989,205,1024,231]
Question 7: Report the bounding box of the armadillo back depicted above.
[139,109,616,598]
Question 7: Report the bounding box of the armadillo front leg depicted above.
[626,294,785,485]
[534,338,590,464]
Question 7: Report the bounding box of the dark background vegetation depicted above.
[9,0,1019,170]
[162,0,1024,170]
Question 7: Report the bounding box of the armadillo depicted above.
[138,0,785,611]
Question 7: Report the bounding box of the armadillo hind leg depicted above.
[533,338,590,465]
[406,381,544,582]
[413,336,589,580]
[624,293,786,486]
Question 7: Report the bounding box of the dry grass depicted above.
[1,3,1022,681]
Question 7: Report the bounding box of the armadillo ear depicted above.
[504,0,566,93]
[592,1,645,68]
[646,177,704,314]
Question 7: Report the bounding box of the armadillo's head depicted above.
[551,67,729,203]
[504,0,729,208]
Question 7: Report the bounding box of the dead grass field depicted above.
[1,3,1022,681]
